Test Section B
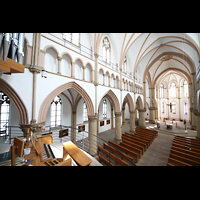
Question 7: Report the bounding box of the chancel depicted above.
[0,33,200,166]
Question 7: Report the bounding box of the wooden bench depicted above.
[136,128,158,138]
[173,139,200,150]
[103,143,136,163]
[174,136,200,147]
[169,153,200,166]
[135,129,157,140]
[108,140,139,162]
[133,131,154,141]
[170,149,200,163]
[122,139,144,155]
[174,135,200,144]
[122,133,150,148]
[122,138,144,156]
[122,134,147,150]
[98,145,129,166]
[136,126,158,136]
[167,157,192,166]
[99,154,114,166]
[172,142,200,154]
[171,145,200,158]
[124,132,152,145]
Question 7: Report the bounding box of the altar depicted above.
[166,123,173,129]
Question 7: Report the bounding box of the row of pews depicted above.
[167,135,200,166]
[98,127,158,166]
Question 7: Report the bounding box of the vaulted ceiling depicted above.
[94,33,200,88]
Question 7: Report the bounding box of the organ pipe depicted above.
[0,33,25,63]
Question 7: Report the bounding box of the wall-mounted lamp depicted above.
[41,70,47,78]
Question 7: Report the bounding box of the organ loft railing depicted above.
[0,125,137,166]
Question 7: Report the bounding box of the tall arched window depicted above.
[51,96,62,127]
[160,84,164,98]
[83,102,88,121]
[103,99,107,118]
[183,80,188,97]
[170,83,176,98]
[162,101,164,113]
[123,56,127,73]
[0,91,10,133]
[184,102,188,115]
[102,37,111,64]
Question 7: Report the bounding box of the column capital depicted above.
[94,53,99,58]
[115,112,122,116]
[129,110,135,114]
[138,108,146,112]
[57,56,62,61]
[88,115,98,121]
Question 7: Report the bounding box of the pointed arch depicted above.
[0,78,29,124]
[122,93,134,111]
[38,81,94,123]
[98,89,120,112]
[136,96,144,110]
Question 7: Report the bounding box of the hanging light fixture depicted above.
[41,70,47,78]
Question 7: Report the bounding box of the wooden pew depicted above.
[120,142,141,160]
[122,138,144,156]
[99,154,114,166]
[122,138,144,155]
[170,149,200,163]
[171,145,200,158]
[122,133,150,148]
[98,145,129,166]
[174,135,200,144]
[136,126,158,136]
[172,142,200,154]
[135,129,157,140]
[133,131,154,141]
[173,139,200,150]
[122,134,147,150]
[124,132,152,145]
[174,136,200,147]
[103,143,136,163]
[108,140,139,162]
[167,157,192,166]
[169,153,200,166]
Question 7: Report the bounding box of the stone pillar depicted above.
[88,115,98,156]
[82,66,86,81]
[94,54,99,115]
[71,61,75,78]
[149,107,156,123]
[138,109,146,128]
[29,33,41,124]
[122,108,125,125]
[143,81,146,109]
[196,114,200,139]
[111,108,114,129]
[71,111,76,142]
[113,77,116,88]
[129,110,135,133]
[115,112,122,144]
[57,56,62,75]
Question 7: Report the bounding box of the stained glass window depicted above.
[160,84,164,98]
[103,37,111,64]
[83,102,88,122]
[51,96,62,127]
[170,83,176,98]
[103,99,107,118]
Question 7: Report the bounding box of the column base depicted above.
[149,119,156,124]
[139,125,146,128]
[115,138,122,144]
[130,130,135,133]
